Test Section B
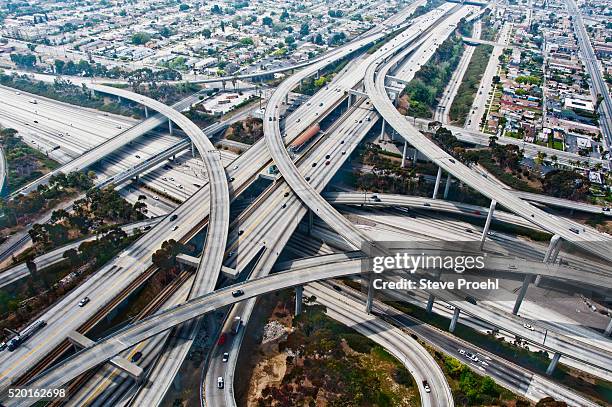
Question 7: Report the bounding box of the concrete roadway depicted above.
[435,21,482,124]
[314,281,600,407]
[12,250,612,404]
[85,84,231,396]
[206,9,468,403]
[464,22,510,133]
[566,0,612,151]
[305,282,453,407]
[211,8,484,406]
[95,14,418,403]
[363,20,612,263]
[205,99,381,407]
[324,191,543,230]
[0,5,413,397]
[10,86,207,197]
[0,217,161,289]
[262,2,468,253]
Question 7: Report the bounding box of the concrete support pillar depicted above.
[285,93,288,104]
[222,80,226,91]
[365,274,374,314]
[546,352,561,376]
[479,200,497,251]
[315,70,320,79]
[426,294,435,313]
[117,95,122,103]
[449,307,460,333]
[295,286,303,316]
[512,275,532,315]
[443,173,452,199]
[144,105,148,118]
[413,148,418,165]
[380,119,386,139]
[432,167,442,199]
[191,141,195,158]
[535,234,561,286]
[604,318,612,336]
[168,120,173,136]
[401,141,408,168]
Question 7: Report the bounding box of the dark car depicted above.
[170,214,178,221]
[232,289,244,297]
[131,352,142,363]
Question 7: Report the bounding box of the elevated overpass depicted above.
[10,252,612,404]
[363,14,612,264]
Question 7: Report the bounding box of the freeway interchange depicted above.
[0,2,611,407]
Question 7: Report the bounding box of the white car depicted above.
[172,225,179,231]
[222,352,229,362]
[217,377,224,389]
[458,349,465,356]
[523,323,535,331]
[78,297,90,307]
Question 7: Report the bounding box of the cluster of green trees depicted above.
[449,45,493,125]
[0,127,59,192]
[225,117,263,145]
[131,32,151,45]
[257,304,414,406]
[295,75,329,95]
[11,50,183,83]
[542,170,590,200]
[138,80,199,104]
[28,186,146,251]
[327,9,344,18]
[0,73,137,116]
[404,34,465,118]
[353,143,427,195]
[443,355,517,405]
[10,53,37,69]
[183,105,217,128]
[0,225,140,334]
[152,239,185,270]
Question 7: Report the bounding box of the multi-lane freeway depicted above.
[0,2,611,406]
[566,0,612,151]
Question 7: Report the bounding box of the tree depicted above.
[10,53,36,68]
[159,27,174,38]
[211,4,223,14]
[262,16,273,27]
[300,23,309,36]
[54,59,65,74]
[202,28,212,38]
[25,256,37,275]
[542,170,590,200]
[179,3,189,11]
[131,32,151,45]
[63,248,80,267]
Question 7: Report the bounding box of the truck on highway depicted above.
[231,316,241,334]
[7,320,46,351]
